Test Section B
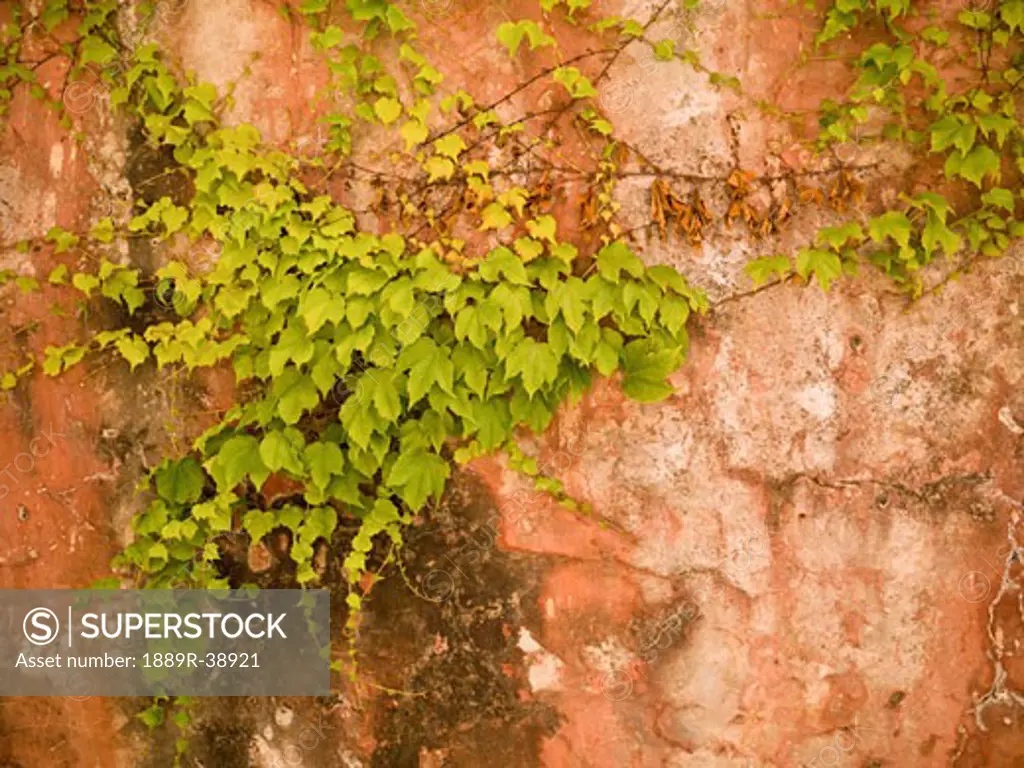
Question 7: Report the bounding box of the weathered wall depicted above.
[1,0,1022,766]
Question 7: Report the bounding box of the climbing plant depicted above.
[2,0,715,654]
[0,0,1019,687]
[749,0,1022,294]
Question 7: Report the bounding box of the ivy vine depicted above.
[0,0,1020,703]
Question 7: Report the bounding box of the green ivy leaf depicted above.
[1000,0,1023,32]
[745,255,791,286]
[386,448,449,510]
[929,115,975,155]
[373,97,402,125]
[299,287,346,333]
[480,202,513,231]
[497,22,524,56]
[155,458,205,504]
[79,35,117,66]
[115,335,151,370]
[207,435,269,492]
[401,119,429,151]
[385,5,415,33]
[816,222,864,250]
[424,155,455,182]
[273,368,321,425]
[921,211,962,257]
[304,441,344,490]
[526,215,557,243]
[259,429,305,475]
[795,248,843,291]
[478,246,529,284]
[981,188,1015,213]
[944,144,1000,188]
[243,509,277,542]
[505,338,559,395]
[595,241,644,282]
[621,339,679,403]
[868,211,913,248]
[372,369,403,421]
[654,40,675,60]
[433,134,466,160]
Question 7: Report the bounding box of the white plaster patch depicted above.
[518,627,565,692]
[998,406,1023,435]
[49,143,64,178]
[517,627,542,654]
[794,382,836,421]
[250,735,299,768]
[527,651,564,693]
[580,637,634,675]
[274,706,294,728]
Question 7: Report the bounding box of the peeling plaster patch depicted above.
[581,637,634,675]
[527,651,565,693]
[49,142,64,177]
[0,163,58,242]
[338,750,364,768]
[660,628,747,749]
[712,337,751,435]
[794,382,836,421]
[517,627,542,654]
[250,735,296,768]
[42,192,57,230]
[998,406,1023,435]
[518,627,565,692]
[274,706,295,729]
[617,408,698,487]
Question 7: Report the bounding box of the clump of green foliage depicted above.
[749,0,1022,294]
[0,0,1019,687]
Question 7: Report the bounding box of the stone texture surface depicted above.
[1,1,1022,767]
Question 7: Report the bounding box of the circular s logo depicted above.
[23,607,60,646]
